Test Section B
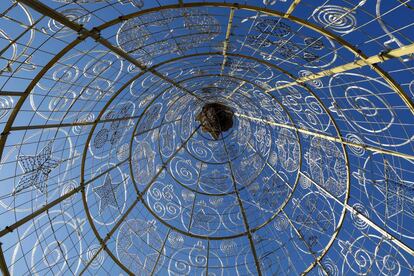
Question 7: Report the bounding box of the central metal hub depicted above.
[196,102,234,140]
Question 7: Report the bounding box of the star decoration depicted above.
[190,208,216,231]
[376,162,414,219]
[93,174,122,214]
[127,220,157,248]
[15,141,61,195]
[125,220,159,273]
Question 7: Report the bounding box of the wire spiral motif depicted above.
[312,5,357,34]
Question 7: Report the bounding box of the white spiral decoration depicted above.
[299,70,323,88]
[351,203,370,230]
[46,8,91,38]
[273,215,289,231]
[0,96,13,120]
[85,244,105,269]
[345,133,366,156]
[117,143,130,161]
[72,113,95,135]
[299,176,312,189]
[312,5,357,34]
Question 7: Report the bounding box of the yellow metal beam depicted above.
[221,8,235,74]
[284,0,301,18]
[226,80,245,99]
[235,113,414,161]
[268,42,414,91]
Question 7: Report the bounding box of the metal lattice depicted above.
[0,0,413,275]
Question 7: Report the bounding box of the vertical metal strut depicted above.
[150,229,171,276]
[221,8,235,74]
[0,243,10,276]
[284,0,301,18]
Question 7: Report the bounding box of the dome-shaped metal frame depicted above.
[0,0,413,275]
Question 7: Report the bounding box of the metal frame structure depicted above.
[0,0,413,275]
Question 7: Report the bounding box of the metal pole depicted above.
[221,8,235,74]
[267,42,414,91]
[284,0,302,18]
[0,243,10,276]
[219,133,263,276]
[150,229,171,276]
[205,239,210,276]
[8,114,141,132]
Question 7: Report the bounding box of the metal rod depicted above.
[267,42,414,91]
[226,80,245,99]
[0,91,25,96]
[0,185,80,237]
[9,114,141,132]
[0,243,10,276]
[300,172,414,256]
[284,0,302,18]
[280,209,329,275]
[235,113,414,161]
[206,239,210,276]
[150,229,171,276]
[219,133,263,276]
[221,8,235,74]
